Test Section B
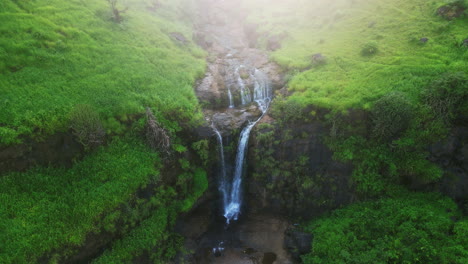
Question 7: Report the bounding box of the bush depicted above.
[361,41,379,56]
[422,72,468,122]
[302,191,468,264]
[69,105,105,148]
[270,95,306,124]
[145,107,171,155]
[371,92,413,141]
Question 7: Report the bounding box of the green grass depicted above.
[92,207,181,264]
[242,0,467,110]
[302,190,468,264]
[0,135,161,263]
[0,0,206,145]
[92,169,208,264]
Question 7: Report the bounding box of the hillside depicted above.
[0,0,467,263]
[0,0,205,146]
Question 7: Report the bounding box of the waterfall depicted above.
[236,66,252,105]
[222,68,272,224]
[213,126,229,211]
[227,87,234,108]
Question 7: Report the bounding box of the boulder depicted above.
[284,227,313,261]
[436,2,466,20]
[170,32,188,44]
[311,53,326,65]
[462,38,468,47]
[420,37,429,43]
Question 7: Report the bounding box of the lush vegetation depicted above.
[0,131,208,263]
[243,0,467,110]
[246,0,467,195]
[0,135,160,262]
[0,0,206,146]
[302,190,468,264]
[0,1,209,263]
[244,0,468,262]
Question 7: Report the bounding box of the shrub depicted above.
[106,0,128,23]
[69,104,105,148]
[145,107,171,155]
[192,139,209,165]
[302,191,467,264]
[361,41,379,56]
[270,95,306,124]
[371,92,413,141]
[422,72,468,122]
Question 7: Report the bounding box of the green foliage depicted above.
[371,92,413,141]
[0,135,160,263]
[192,139,210,166]
[422,72,468,122]
[69,104,105,148]
[270,95,307,125]
[361,41,379,56]
[302,191,468,264]
[242,0,468,110]
[0,0,206,146]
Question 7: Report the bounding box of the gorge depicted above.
[0,0,467,263]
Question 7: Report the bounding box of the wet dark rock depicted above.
[248,112,355,219]
[311,53,326,65]
[436,2,466,20]
[0,132,84,175]
[193,31,213,49]
[462,38,468,47]
[420,37,429,43]
[262,252,277,264]
[284,227,313,261]
[210,105,262,134]
[409,122,468,213]
[170,32,188,44]
[266,33,288,51]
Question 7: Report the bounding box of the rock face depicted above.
[428,124,468,212]
[436,2,466,20]
[0,132,83,175]
[284,227,313,262]
[247,114,354,219]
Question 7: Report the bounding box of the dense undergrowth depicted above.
[244,0,468,262]
[243,0,467,109]
[302,190,468,264]
[0,1,209,263]
[0,0,206,146]
[0,130,208,263]
[245,0,467,195]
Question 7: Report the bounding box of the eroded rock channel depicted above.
[175,0,296,263]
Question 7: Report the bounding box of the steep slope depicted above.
[0,0,205,145]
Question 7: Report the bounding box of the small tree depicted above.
[145,107,171,155]
[361,41,379,56]
[422,72,468,122]
[107,0,128,23]
[70,105,105,148]
[371,92,413,141]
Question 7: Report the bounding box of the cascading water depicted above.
[217,68,272,224]
[213,126,229,211]
[236,66,252,105]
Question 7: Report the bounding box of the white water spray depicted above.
[221,68,272,224]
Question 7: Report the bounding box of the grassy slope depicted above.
[243,1,468,261]
[242,0,467,110]
[0,1,209,263]
[303,190,468,264]
[0,0,205,145]
[0,135,160,263]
